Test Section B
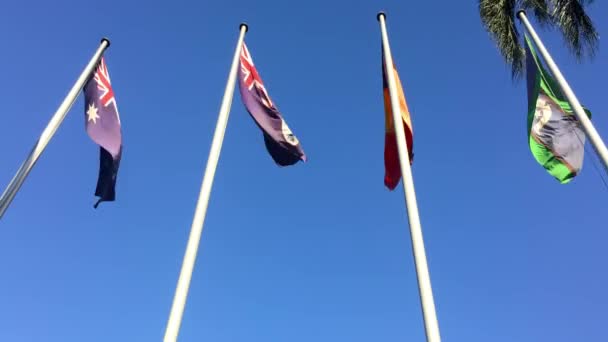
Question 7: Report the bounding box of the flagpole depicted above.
[163,23,248,342]
[517,10,608,173]
[0,38,110,220]
[377,12,441,342]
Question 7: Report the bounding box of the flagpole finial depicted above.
[516,10,526,19]
[240,23,249,32]
[377,11,386,21]
[101,37,111,48]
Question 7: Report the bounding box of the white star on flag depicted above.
[87,103,100,124]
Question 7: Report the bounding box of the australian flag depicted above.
[84,57,122,208]
[237,43,306,166]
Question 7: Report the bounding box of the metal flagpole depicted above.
[0,38,111,220]
[163,23,248,342]
[377,12,441,342]
[518,10,608,173]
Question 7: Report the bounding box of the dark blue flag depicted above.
[237,42,306,166]
[84,57,122,208]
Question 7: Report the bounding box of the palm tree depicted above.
[479,0,599,78]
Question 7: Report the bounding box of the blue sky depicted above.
[0,1,607,341]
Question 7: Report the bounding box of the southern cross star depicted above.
[87,103,100,124]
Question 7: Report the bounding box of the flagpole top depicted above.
[240,23,249,32]
[516,10,526,18]
[377,11,387,21]
[101,37,111,47]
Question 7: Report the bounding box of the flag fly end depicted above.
[376,11,386,21]
[239,23,249,32]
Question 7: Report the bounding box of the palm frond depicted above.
[551,0,599,59]
[523,0,552,26]
[479,0,525,78]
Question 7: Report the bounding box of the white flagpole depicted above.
[163,23,248,342]
[518,10,608,173]
[0,38,110,220]
[377,12,441,342]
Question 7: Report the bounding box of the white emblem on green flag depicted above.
[525,35,591,184]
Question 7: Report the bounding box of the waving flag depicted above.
[525,36,589,183]
[84,57,122,207]
[382,44,413,190]
[237,43,306,166]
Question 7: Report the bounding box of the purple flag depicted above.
[84,57,122,208]
[238,43,306,166]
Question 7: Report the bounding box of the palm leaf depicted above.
[551,0,599,59]
[479,0,598,79]
[479,0,525,78]
[523,0,552,25]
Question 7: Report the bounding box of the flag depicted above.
[382,44,413,190]
[237,42,306,166]
[84,57,122,207]
[525,35,589,183]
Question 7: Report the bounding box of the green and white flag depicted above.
[525,35,591,184]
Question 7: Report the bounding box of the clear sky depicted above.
[0,1,607,341]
